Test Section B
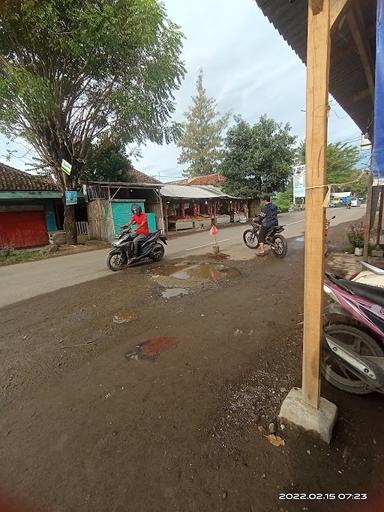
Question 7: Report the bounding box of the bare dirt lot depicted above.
[1,220,383,512]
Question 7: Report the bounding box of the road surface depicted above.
[0,207,363,308]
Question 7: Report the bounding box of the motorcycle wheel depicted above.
[243,229,259,249]
[151,243,165,262]
[107,251,127,272]
[271,235,287,258]
[322,324,384,395]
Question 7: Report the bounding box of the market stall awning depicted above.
[160,184,236,199]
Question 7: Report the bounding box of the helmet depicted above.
[131,204,142,215]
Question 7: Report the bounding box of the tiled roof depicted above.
[0,162,58,191]
[128,169,162,184]
[187,174,226,186]
[170,174,226,186]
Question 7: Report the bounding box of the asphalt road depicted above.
[0,207,364,308]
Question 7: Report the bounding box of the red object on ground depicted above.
[210,225,219,236]
[0,211,48,248]
[140,337,178,357]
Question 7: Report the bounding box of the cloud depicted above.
[134,0,359,181]
[0,0,360,178]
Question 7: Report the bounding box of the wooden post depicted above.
[376,186,384,247]
[363,173,374,261]
[302,0,331,409]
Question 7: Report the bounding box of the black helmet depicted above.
[131,204,142,215]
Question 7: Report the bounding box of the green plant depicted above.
[347,223,365,248]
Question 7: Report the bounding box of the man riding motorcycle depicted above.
[257,194,279,256]
[125,204,149,262]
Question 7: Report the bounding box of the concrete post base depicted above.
[278,387,337,444]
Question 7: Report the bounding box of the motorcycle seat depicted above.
[326,273,384,307]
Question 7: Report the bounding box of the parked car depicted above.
[350,197,360,207]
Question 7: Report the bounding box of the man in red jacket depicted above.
[125,205,149,259]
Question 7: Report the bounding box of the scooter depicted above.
[351,261,384,288]
[107,226,167,271]
[323,272,384,395]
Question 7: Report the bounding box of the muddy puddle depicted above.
[150,261,240,296]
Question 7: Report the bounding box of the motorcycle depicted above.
[351,261,384,288]
[322,272,384,395]
[107,226,167,272]
[243,215,288,257]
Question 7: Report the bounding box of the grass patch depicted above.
[0,248,47,266]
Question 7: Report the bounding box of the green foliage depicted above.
[296,141,367,197]
[83,138,133,182]
[347,222,365,248]
[274,181,293,212]
[177,69,229,177]
[0,0,186,191]
[220,116,297,198]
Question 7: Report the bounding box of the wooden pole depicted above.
[376,186,384,247]
[363,173,374,261]
[302,0,331,409]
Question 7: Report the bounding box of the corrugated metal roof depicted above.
[255,0,376,133]
[160,184,233,199]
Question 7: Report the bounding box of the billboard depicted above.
[293,164,306,198]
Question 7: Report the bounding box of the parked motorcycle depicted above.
[351,261,384,288]
[107,226,167,271]
[243,215,288,257]
[322,272,384,395]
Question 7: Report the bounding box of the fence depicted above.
[76,221,89,236]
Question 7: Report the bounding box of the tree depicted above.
[82,138,133,183]
[0,0,185,243]
[220,116,297,197]
[297,141,368,196]
[177,69,229,178]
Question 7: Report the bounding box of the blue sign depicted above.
[65,191,78,205]
[374,0,384,178]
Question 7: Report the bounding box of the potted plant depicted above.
[347,223,365,256]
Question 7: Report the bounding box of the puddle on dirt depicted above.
[151,261,240,284]
[125,336,178,361]
[161,288,189,299]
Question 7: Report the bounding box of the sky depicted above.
[0,0,365,180]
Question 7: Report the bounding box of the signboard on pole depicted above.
[61,159,72,176]
[65,191,78,205]
[293,164,306,198]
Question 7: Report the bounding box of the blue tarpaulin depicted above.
[374,0,384,178]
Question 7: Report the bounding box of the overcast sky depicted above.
[0,0,363,179]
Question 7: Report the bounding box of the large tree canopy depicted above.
[0,0,185,241]
[82,138,134,183]
[177,69,229,178]
[221,116,297,198]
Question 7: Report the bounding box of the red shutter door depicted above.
[0,211,49,248]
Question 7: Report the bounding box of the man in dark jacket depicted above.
[257,194,278,256]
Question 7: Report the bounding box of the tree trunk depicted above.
[63,203,77,245]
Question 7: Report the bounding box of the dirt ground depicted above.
[0,220,383,512]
